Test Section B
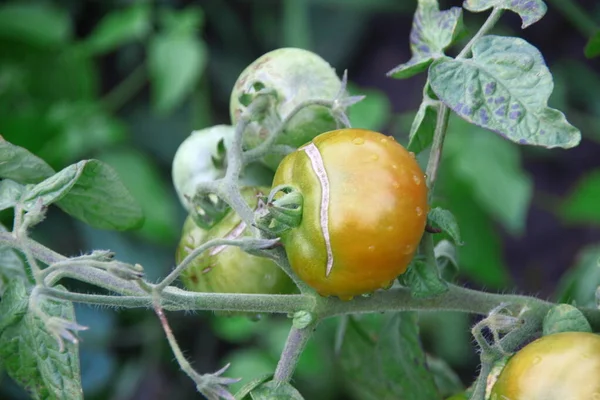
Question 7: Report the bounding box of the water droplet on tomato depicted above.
[381,280,394,290]
[386,225,394,231]
[393,181,400,189]
[412,174,421,185]
[403,244,414,254]
[388,135,395,141]
[409,152,416,159]
[532,356,542,365]
[368,245,376,252]
[416,207,423,216]
[380,137,388,144]
[352,137,365,145]
[392,164,398,170]
[370,154,379,161]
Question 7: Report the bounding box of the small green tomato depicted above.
[230,47,342,170]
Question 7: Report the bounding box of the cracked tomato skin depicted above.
[272,128,428,299]
[176,187,295,296]
[490,331,600,400]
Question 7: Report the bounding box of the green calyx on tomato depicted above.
[176,187,296,298]
[255,185,304,235]
[272,128,429,300]
[490,331,600,400]
[230,47,343,170]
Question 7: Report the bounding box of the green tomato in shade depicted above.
[171,125,233,212]
[230,47,343,170]
[176,187,296,300]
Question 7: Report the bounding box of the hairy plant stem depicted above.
[424,103,450,197]
[456,8,504,59]
[274,324,317,382]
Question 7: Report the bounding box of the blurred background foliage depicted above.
[0,0,599,398]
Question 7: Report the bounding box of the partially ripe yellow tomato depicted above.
[272,129,428,299]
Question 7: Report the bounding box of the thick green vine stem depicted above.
[273,323,317,383]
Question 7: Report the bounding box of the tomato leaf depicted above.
[23,160,144,230]
[0,3,71,47]
[560,169,600,225]
[400,257,448,298]
[0,223,27,296]
[0,136,55,184]
[0,180,24,212]
[250,381,304,400]
[408,98,438,154]
[444,116,533,236]
[0,281,83,400]
[338,313,440,400]
[83,4,150,55]
[426,354,464,398]
[543,304,592,336]
[556,245,600,308]
[463,0,547,28]
[430,36,581,149]
[434,239,459,281]
[348,85,392,132]
[427,207,462,245]
[387,0,463,79]
[585,30,600,58]
[148,32,207,114]
[97,149,179,243]
[234,374,272,400]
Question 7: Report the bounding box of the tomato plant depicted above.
[177,187,296,296]
[271,128,428,299]
[490,332,600,400]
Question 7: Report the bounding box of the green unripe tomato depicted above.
[230,47,342,170]
[176,187,296,296]
[272,128,428,299]
[490,331,600,400]
[172,125,233,212]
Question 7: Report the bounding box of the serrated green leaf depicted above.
[400,258,448,298]
[23,160,143,230]
[430,35,581,149]
[234,374,272,400]
[0,180,24,212]
[542,304,591,336]
[585,31,600,58]
[434,239,459,281]
[98,149,178,243]
[84,4,150,55]
[0,279,28,334]
[427,207,462,244]
[560,169,600,225]
[159,6,204,35]
[408,98,438,153]
[445,117,533,235]
[250,381,304,400]
[0,224,27,296]
[0,3,71,47]
[426,354,464,398]
[339,313,440,400]
[148,33,207,114]
[463,0,547,28]
[0,283,83,399]
[388,0,463,79]
[0,137,55,184]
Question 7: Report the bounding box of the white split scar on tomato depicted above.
[303,143,334,276]
[210,221,246,256]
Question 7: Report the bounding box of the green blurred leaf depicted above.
[556,245,600,308]
[408,98,438,153]
[438,171,509,287]
[585,30,600,58]
[0,281,83,400]
[339,313,440,400]
[430,36,580,149]
[251,381,304,400]
[427,207,462,245]
[224,349,276,394]
[234,374,271,400]
[434,240,459,281]
[159,6,204,35]
[0,137,55,184]
[0,224,27,296]
[0,180,24,212]
[426,354,464,398]
[0,3,70,47]
[463,0,547,28]
[348,85,392,131]
[543,304,591,336]
[560,169,600,225]
[84,4,150,55]
[212,316,266,343]
[97,149,178,243]
[400,257,448,298]
[444,117,532,235]
[387,0,463,79]
[148,33,207,114]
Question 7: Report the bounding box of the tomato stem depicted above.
[274,324,317,383]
